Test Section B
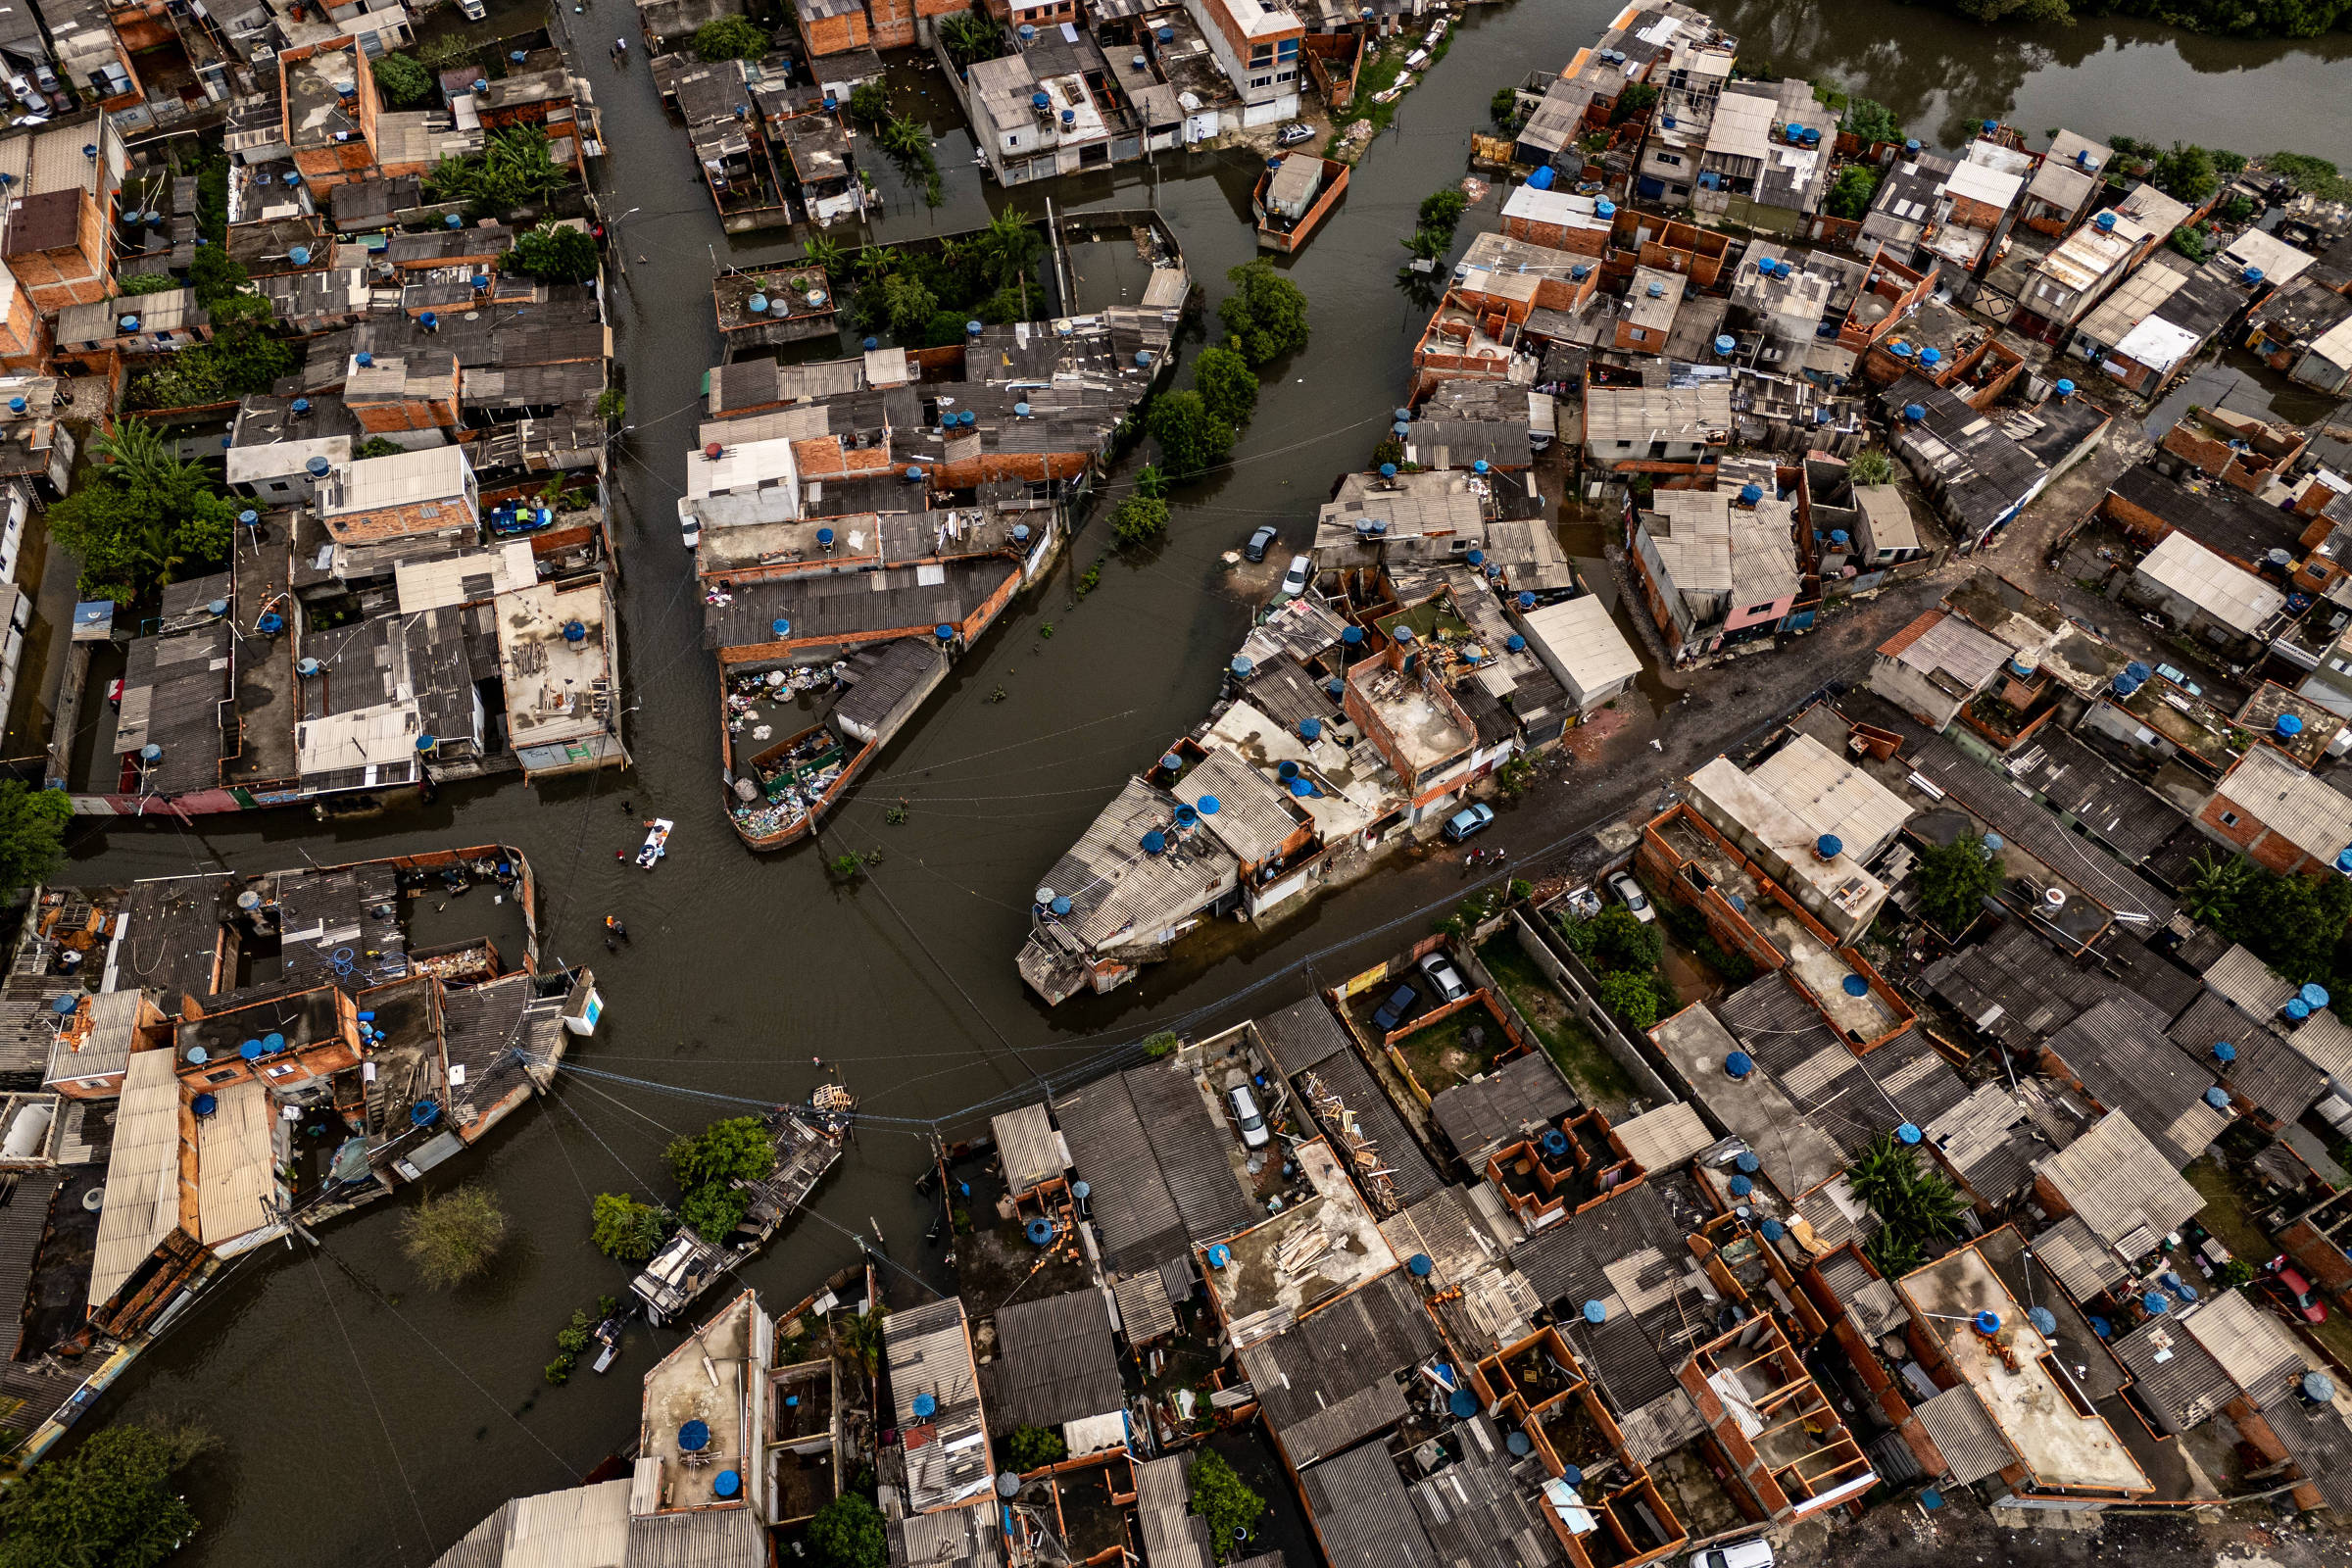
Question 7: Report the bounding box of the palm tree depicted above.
[838,1306,887,1375]
[975,209,1043,292]
[802,233,845,278]
[853,246,899,287]
[2181,851,2250,929]
[879,113,928,162]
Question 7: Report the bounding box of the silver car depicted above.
[1417,950,1469,1004]
[1280,555,1312,598]
[1607,871,1655,923]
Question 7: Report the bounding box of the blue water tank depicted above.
[1816,833,1843,858]
[1380,463,1397,479]
[2278,713,2305,737]
[1298,717,1322,741]
[1207,1243,1231,1268]
[936,622,956,641]
[1831,529,1850,545]
[771,618,791,638]
[1141,830,1167,856]
[192,1092,219,1117]
[1974,1309,2002,1336]
[1016,402,1032,417]
[1903,402,1927,422]
[909,1396,937,1421]
[1448,1389,1480,1418]
[1032,90,1050,108]
[1407,1252,1433,1277]
[2124,662,2151,681]
[817,527,835,547]
[1326,677,1345,697]
[1921,346,1941,367]
[1277,760,1298,781]
[1583,1298,1608,1324]
[1896,1122,1922,1146]
[1890,341,1914,359]
[1466,549,1485,566]
[748,294,768,315]
[2287,998,2312,1021]
[2142,1292,2169,1315]
[1724,1051,1753,1080]
[863,336,879,350]
[1474,460,1490,474]
[2204,1087,2230,1109]
[1232,656,1253,678]
[2306,983,2331,1008]
[1159,753,1183,771]
[2027,1306,2058,1336]
[1841,973,1869,997]
[1715,333,1736,356]
[1739,482,1763,506]
[2055,378,2075,397]
[1527,165,1555,191]
[2213,1040,2237,1063]
[356,351,374,368]
[1025,1216,1055,1244]
[1290,778,1315,797]
[562,620,588,644]
[1505,634,1526,652]
[2095,211,2116,231]
[290,245,311,266]
[1542,1128,1570,1156]
[411,1101,439,1127]
[240,1039,263,1059]
[1506,1431,1533,1456]
[2243,266,2265,286]
[1595,198,1615,218]
[1728,1174,1753,1198]
[1393,420,1410,436]
[1735,1151,1759,1174]
[47,995,74,1015]
[1518,591,1536,610]
[307,456,331,478]
[1198,794,1221,815]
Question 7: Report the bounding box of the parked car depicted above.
[2265,1256,2328,1323]
[1443,803,1495,842]
[1690,1542,1774,1568]
[1244,524,1278,563]
[1607,871,1655,922]
[1418,950,1469,1004]
[457,0,486,17]
[2156,662,2203,698]
[1276,122,1314,148]
[1279,554,1312,598]
[1227,1084,1271,1149]
[1370,982,1422,1033]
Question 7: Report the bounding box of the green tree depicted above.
[668,1115,776,1189]
[1187,1450,1264,1561]
[2149,141,2220,202]
[879,270,939,338]
[1217,259,1310,367]
[1147,391,1235,478]
[1842,98,1905,145]
[940,11,1007,66]
[2270,152,2349,202]
[1192,345,1257,427]
[49,418,238,601]
[808,1494,888,1568]
[371,52,434,108]
[1947,0,2071,22]
[2170,225,2212,261]
[847,81,891,125]
[1489,86,1521,126]
[680,1182,750,1243]
[803,232,847,277]
[508,221,599,283]
[399,1183,508,1288]
[355,436,405,459]
[1609,81,1658,125]
[1915,832,2003,933]
[1009,1425,1067,1471]
[187,245,248,309]
[1133,464,1168,501]
[1143,1030,1181,1057]
[2180,851,2252,928]
[1417,187,1468,233]
[1847,1132,1966,1276]
[1825,164,1880,220]
[922,307,975,347]
[0,1423,207,1568]
[0,782,70,902]
[838,1305,887,1374]
[595,388,625,422]
[693,15,768,60]
[115,270,180,297]
[975,210,1044,297]
[1565,906,1663,975]
[426,125,569,215]
[1594,968,1660,1030]
[1847,449,1896,486]
[590,1192,667,1261]
[1109,494,1169,549]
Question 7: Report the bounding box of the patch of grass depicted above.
[2182,1156,2272,1263]
[1478,938,1639,1114]
[1392,1008,1501,1095]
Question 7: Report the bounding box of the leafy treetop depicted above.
[1217,259,1310,367]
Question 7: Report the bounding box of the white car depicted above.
[1228,1084,1271,1149]
[1280,555,1311,598]
[1608,871,1654,923]
[1417,950,1469,1004]
[1690,1542,1773,1568]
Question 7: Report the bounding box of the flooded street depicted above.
[50,0,2352,1560]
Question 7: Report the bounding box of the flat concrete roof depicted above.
[1648,1004,1843,1200]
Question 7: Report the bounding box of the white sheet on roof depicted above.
[2113,316,2202,374]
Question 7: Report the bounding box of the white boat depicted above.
[636,818,673,870]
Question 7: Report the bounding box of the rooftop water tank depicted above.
[2055,378,2075,397]
[118,315,139,332]
[1583,1299,1607,1324]
[1724,1051,1752,1080]
[1815,833,1842,859]
[2306,1372,2336,1403]
[910,1396,937,1421]
[2204,1087,2230,1108]
[1198,795,1221,815]
[863,336,879,350]
[1728,1174,1753,1198]
[1231,656,1253,678]
[2279,713,2306,738]
[1141,830,1167,856]
[2095,211,2117,232]
[1448,1389,1480,1418]
[1903,402,1927,422]
[1739,482,1763,506]
[906,465,925,481]
[2305,982,2331,1008]
[307,456,330,478]
[563,620,588,644]
[1645,281,1663,298]
[357,350,374,368]
[1380,462,1397,479]
[1715,333,1736,355]
[2287,998,2313,1021]
[935,622,956,640]
[1897,1122,1922,1145]
[1595,197,1614,218]
[1831,529,1851,546]
[1841,974,1869,997]
[1298,717,1322,741]
[748,294,767,315]
[1921,346,1941,367]
[2027,1306,2058,1336]
[1974,1309,2002,1335]
[1407,1252,1433,1277]
[1505,634,1525,652]
[289,245,310,266]
[2242,266,2265,286]
[1474,460,1490,475]
[1890,341,1914,358]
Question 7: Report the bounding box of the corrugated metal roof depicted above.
[1241,1271,1438,1465]
[1051,1074,1186,1274]
[1613,1102,1712,1173]
[1299,1440,1441,1568]
[990,1103,1063,1196]
[89,1050,183,1308]
[2170,989,2325,1126]
[1913,1384,2016,1486]
[983,1289,1123,1434]
[1429,1052,1576,1168]
[1406,1425,1562,1567]
[1176,749,1306,867]
[2034,1109,2205,1250]
[1123,1063,1259,1246]
[2182,1289,2306,1409]
[1135,1456,1214,1568]
[2205,943,2297,1016]
[2030,1212,2128,1301]
[2136,530,2286,637]
[619,1505,767,1568]
[2042,999,2229,1168]
[1112,1271,1178,1344]
[2112,1314,2237,1434]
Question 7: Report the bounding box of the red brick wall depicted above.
[799,10,869,53]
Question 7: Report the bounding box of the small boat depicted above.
[636,818,673,869]
[590,1313,624,1374]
